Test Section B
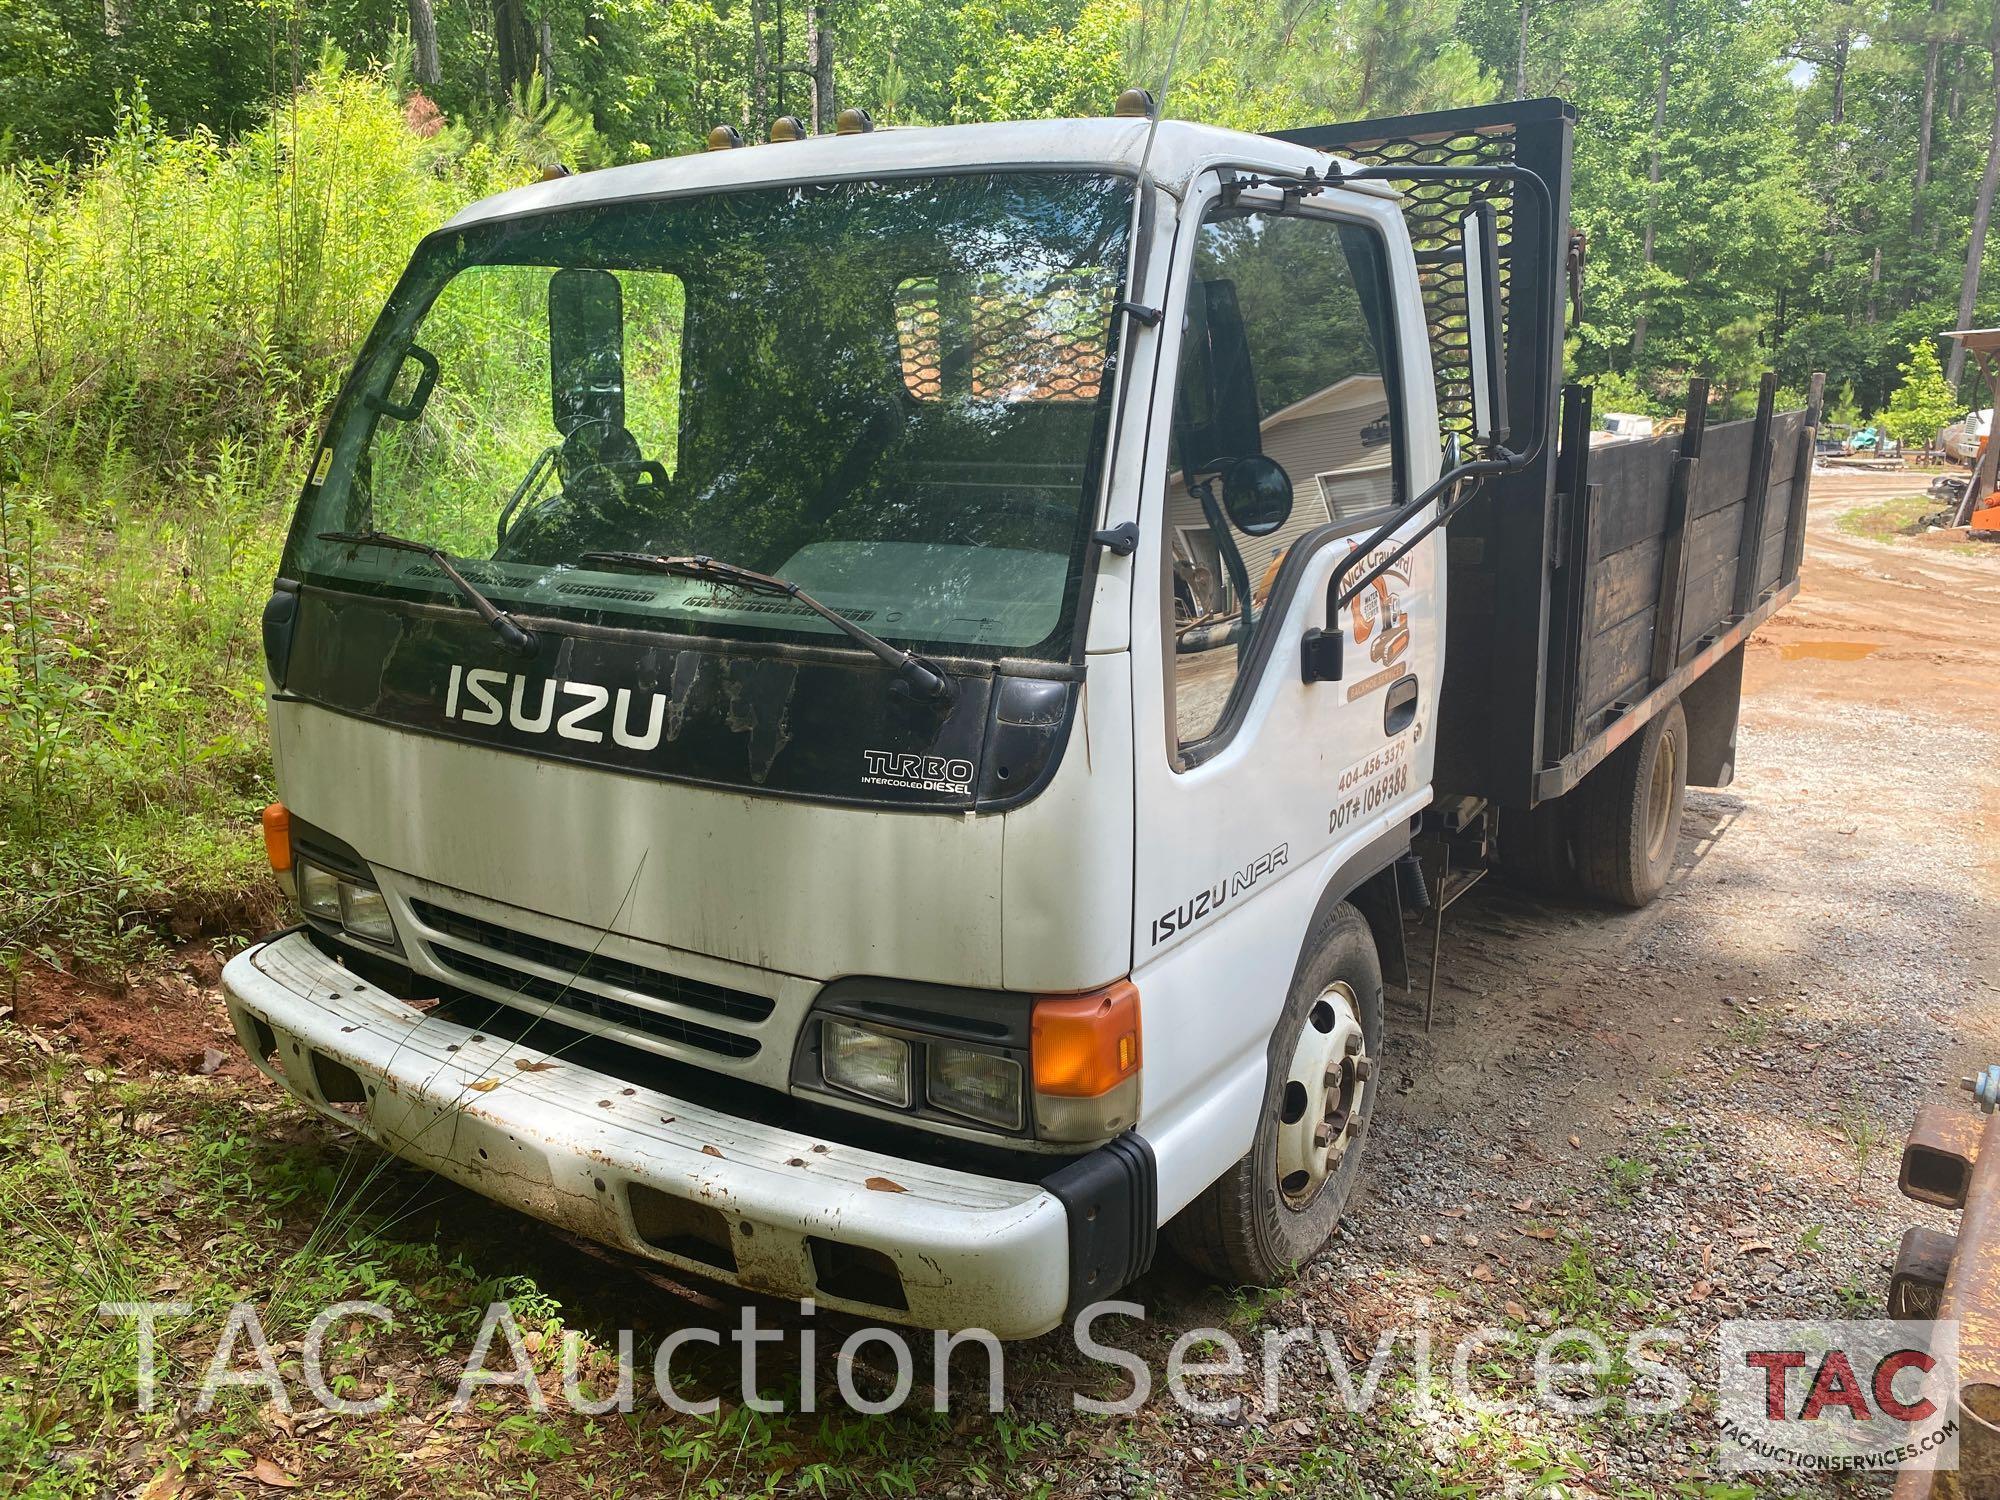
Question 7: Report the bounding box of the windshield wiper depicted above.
[318,529,538,658]
[582,551,957,703]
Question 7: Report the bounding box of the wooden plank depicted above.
[1766,410,1806,485]
[1591,534,1666,630]
[1648,378,1710,686]
[1684,500,1748,591]
[1584,608,1653,714]
[1677,557,1737,656]
[1691,417,1757,517]
[1731,374,1781,618]
[1591,437,1680,557]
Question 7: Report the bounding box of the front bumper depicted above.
[223,931,1142,1338]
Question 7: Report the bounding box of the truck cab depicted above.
[226,101,1810,1336]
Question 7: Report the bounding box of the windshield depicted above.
[287,171,1136,661]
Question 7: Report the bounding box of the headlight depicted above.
[821,1019,912,1107]
[337,882,396,945]
[297,860,397,947]
[798,979,1140,1143]
[298,862,343,923]
[926,1043,1023,1130]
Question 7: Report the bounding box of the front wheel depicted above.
[1165,902,1384,1285]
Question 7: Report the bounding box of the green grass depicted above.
[1834,493,1941,542]
[0,63,555,974]
[0,1039,1099,1499]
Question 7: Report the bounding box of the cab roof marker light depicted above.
[707,125,743,151]
[834,108,874,136]
[1113,88,1157,120]
[769,116,807,142]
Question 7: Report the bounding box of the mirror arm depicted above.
[1300,455,1516,684]
[1299,160,1558,685]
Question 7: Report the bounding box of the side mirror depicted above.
[1221,455,1293,536]
[1461,203,1509,448]
[1174,278,1264,479]
[549,267,626,437]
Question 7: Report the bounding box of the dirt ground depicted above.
[10,470,1999,1496]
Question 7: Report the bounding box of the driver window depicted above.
[1168,203,1404,749]
[365,264,684,559]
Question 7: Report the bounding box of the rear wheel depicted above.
[1574,699,1688,908]
[1165,902,1383,1285]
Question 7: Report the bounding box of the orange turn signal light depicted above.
[262,802,292,872]
[1031,981,1140,1097]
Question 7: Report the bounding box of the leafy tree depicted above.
[1881,337,1963,446]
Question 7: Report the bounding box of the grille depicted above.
[405,564,660,606]
[436,948,759,1058]
[556,580,660,603]
[680,594,876,622]
[410,899,773,1057]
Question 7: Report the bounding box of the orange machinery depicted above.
[1946,328,2000,533]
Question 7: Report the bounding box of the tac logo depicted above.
[1718,1319,1959,1473]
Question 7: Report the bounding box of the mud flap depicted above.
[1680,642,1743,788]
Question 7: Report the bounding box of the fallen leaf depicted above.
[1738,1240,1774,1257]
[701,1145,722,1158]
[1567,1135,1581,1149]
[1689,1280,1713,1301]
[1439,1206,1468,1219]
[1469,1264,1496,1282]
[468,1078,500,1092]
[1519,1226,1557,1240]
[865,1176,907,1193]
[250,1458,300,1489]
[1419,1233,1434,1247]
[138,1462,185,1500]
[514,1059,557,1073]
[263,1404,295,1438]
[1503,1300,1527,1321]
[1509,1199,1534,1213]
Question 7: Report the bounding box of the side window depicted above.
[1167,203,1404,750]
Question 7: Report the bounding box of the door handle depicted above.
[1384,674,1419,735]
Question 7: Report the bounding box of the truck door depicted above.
[1129,175,1442,1182]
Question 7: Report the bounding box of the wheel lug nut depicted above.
[1313,1123,1333,1148]
[1354,1057,1375,1081]
[1344,1032,1364,1056]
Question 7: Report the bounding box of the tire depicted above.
[1499,796,1576,896]
[1573,698,1688,909]
[1165,902,1384,1285]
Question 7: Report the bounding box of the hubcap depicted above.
[1275,982,1370,1208]
[1645,732,1678,863]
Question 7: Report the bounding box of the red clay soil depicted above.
[9,946,255,1078]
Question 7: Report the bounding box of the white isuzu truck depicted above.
[224,97,1817,1337]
